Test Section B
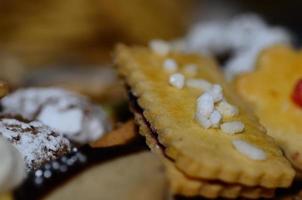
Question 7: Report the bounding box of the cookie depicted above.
[0,115,71,171]
[43,151,168,200]
[133,108,274,199]
[1,87,111,144]
[115,45,294,191]
[90,120,137,148]
[235,45,302,173]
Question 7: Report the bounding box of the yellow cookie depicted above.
[235,45,302,173]
[133,109,275,199]
[115,45,295,189]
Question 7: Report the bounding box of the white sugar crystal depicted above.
[221,121,245,134]
[209,110,222,127]
[186,79,212,91]
[195,114,211,129]
[208,84,223,102]
[232,139,266,160]
[183,64,198,76]
[216,100,239,118]
[149,39,170,56]
[169,73,185,89]
[163,58,178,73]
[196,92,214,117]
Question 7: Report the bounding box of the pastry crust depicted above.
[115,45,295,189]
[235,45,302,173]
[90,120,137,148]
[134,110,274,199]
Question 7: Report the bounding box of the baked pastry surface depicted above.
[236,45,302,172]
[115,45,295,198]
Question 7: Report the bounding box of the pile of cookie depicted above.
[113,36,302,200]
[2,13,302,200]
[0,85,115,199]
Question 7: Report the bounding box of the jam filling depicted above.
[292,79,302,108]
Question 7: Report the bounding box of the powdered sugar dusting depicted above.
[178,14,292,80]
[1,88,111,144]
[0,116,71,171]
[38,105,83,134]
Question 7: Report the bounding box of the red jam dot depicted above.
[292,79,302,108]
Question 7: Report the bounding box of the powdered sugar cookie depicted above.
[1,88,111,144]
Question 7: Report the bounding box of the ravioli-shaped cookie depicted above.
[115,45,294,196]
[236,45,302,173]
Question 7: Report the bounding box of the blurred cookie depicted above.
[235,45,302,174]
[43,151,168,200]
[23,66,126,104]
[1,87,111,144]
[0,115,71,171]
[90,120,136,148]
[0,136,26,198]
[0,0,193,66]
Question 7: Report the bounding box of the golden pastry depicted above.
[90,120,137,148]
[115,44,295,198]
[235,45,302,174]
[134,110,274,199]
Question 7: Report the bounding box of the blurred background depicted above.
[0,0,301,100]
